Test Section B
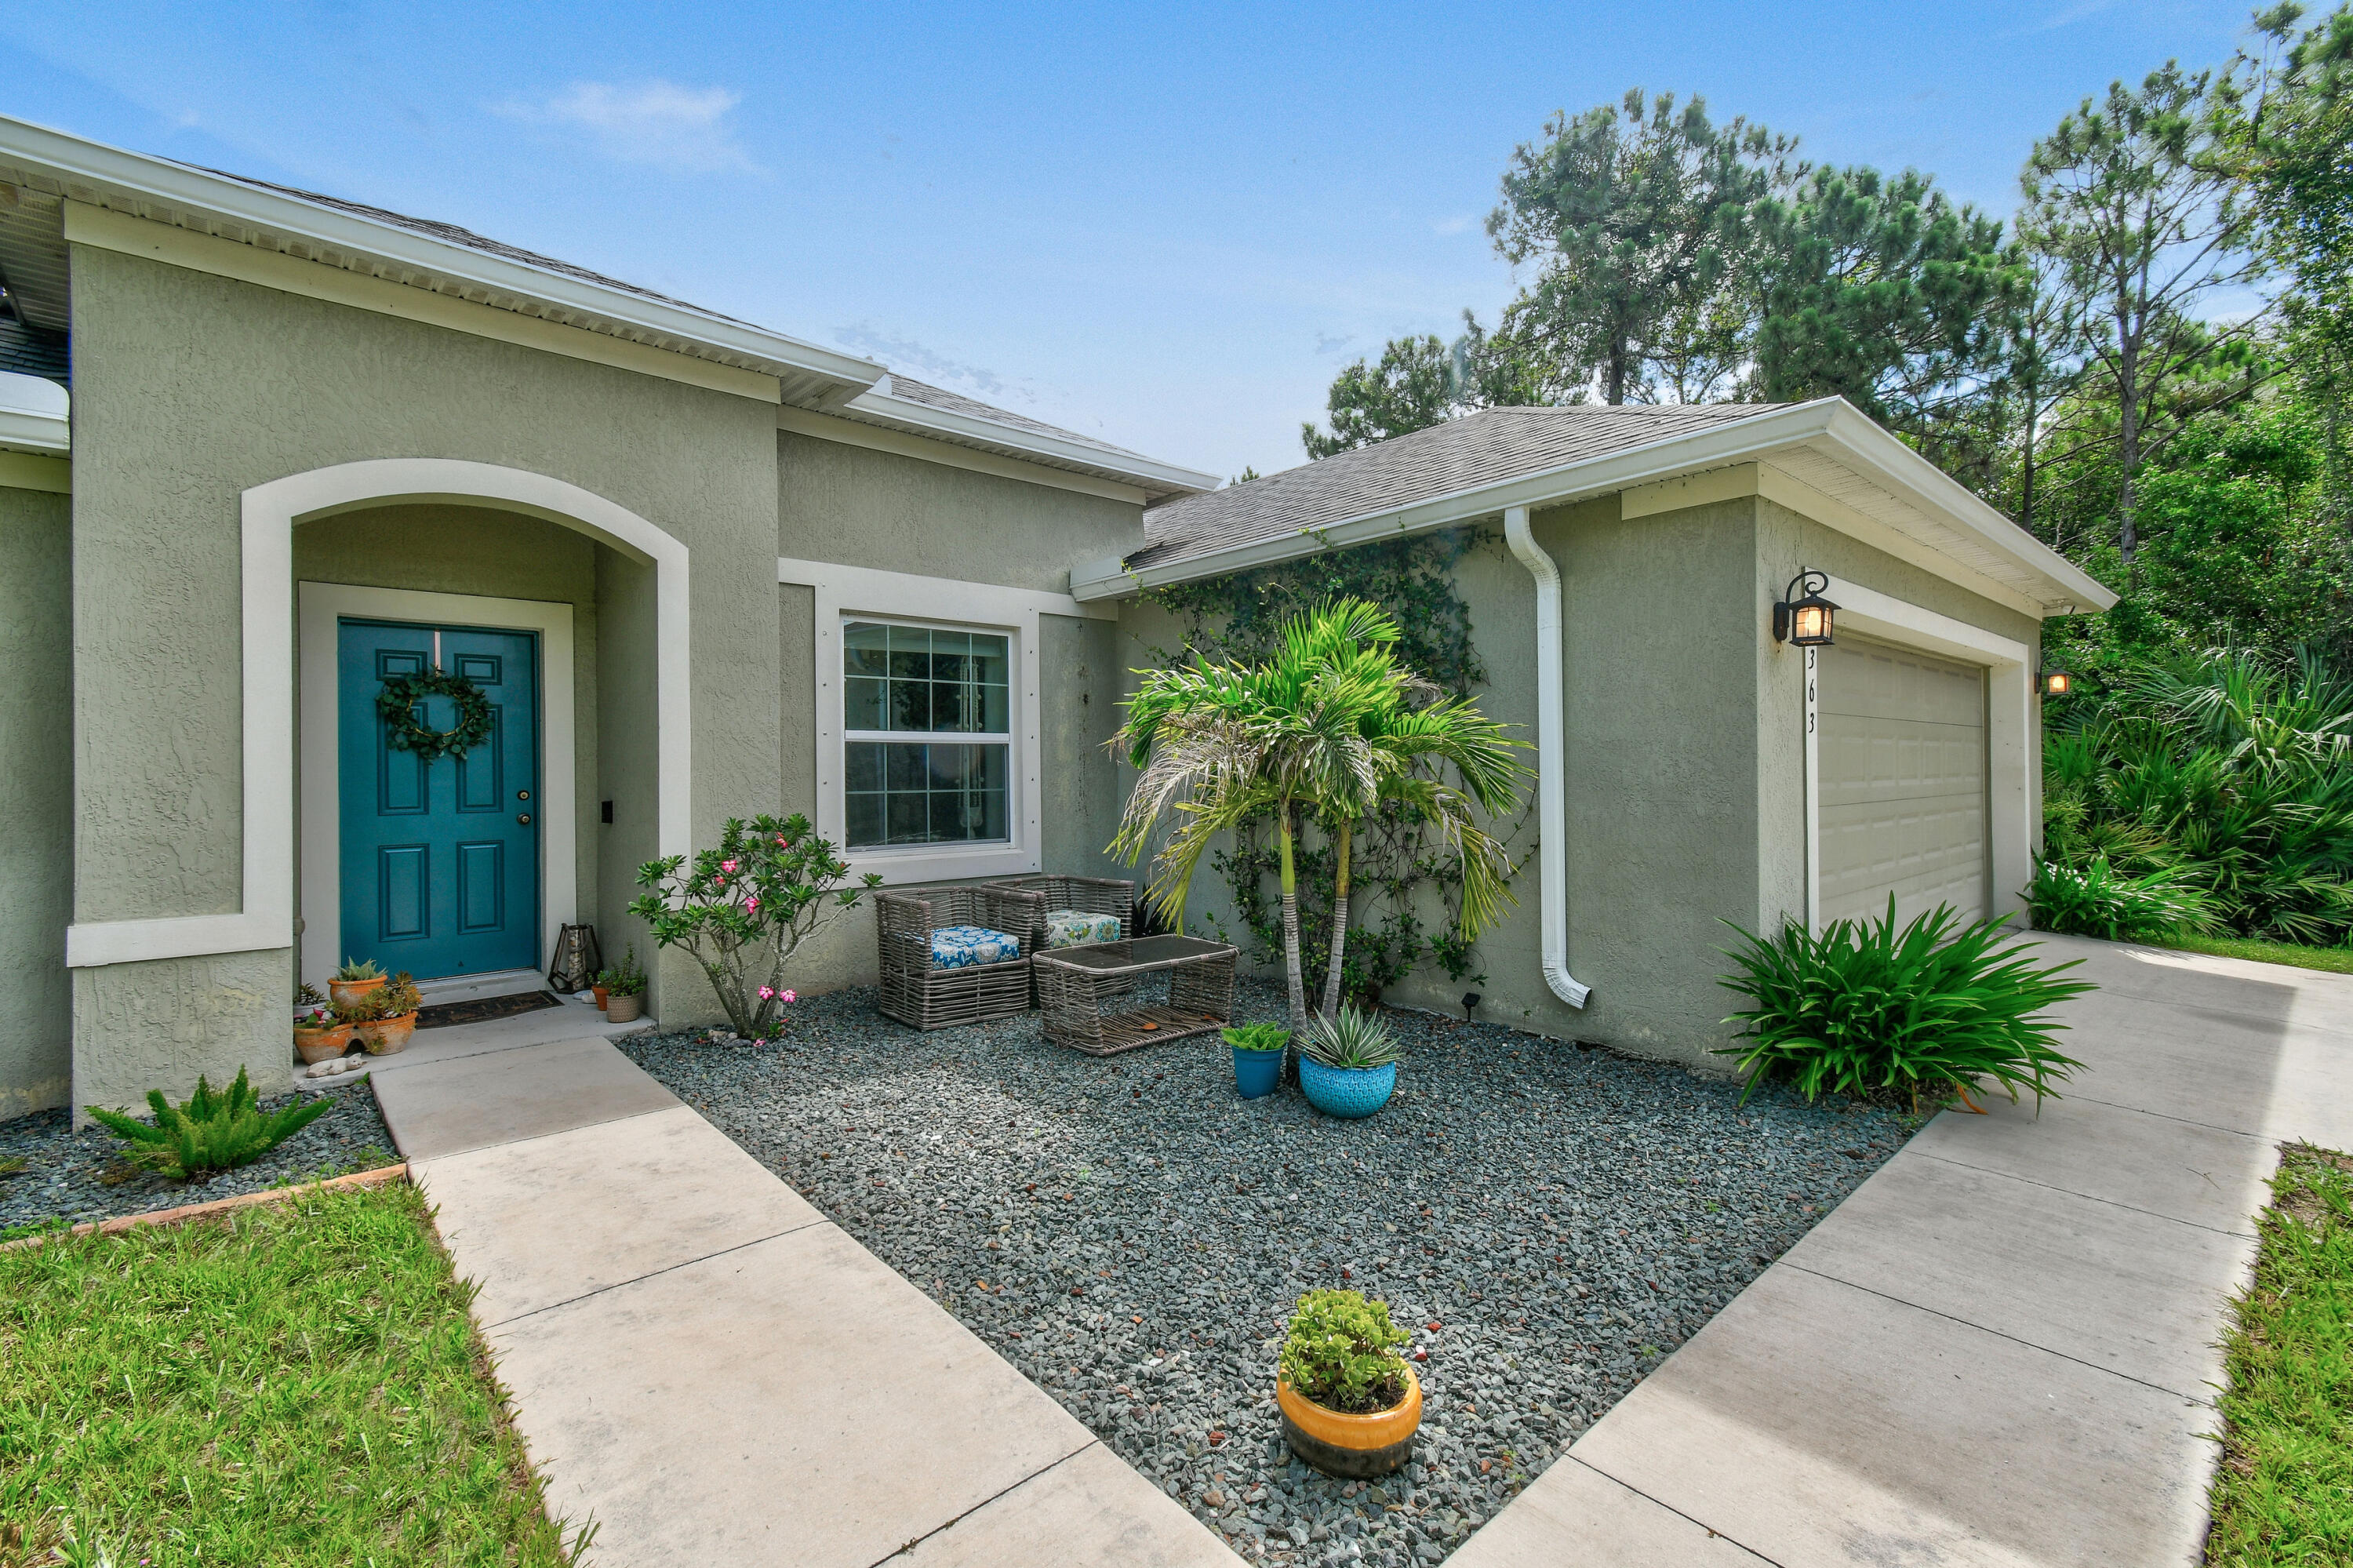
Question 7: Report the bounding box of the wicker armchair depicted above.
[873,884,1043,1031]
[984,875,1136,954]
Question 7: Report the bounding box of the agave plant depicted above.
[1298,1004,1402,1070]
[1718,898,2094,1114]
[87,1067,333,1180]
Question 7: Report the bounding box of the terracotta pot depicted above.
[1276,1366,1421,1478]
[329,974,387,1010]
[357,1011,417,1056]
[295,1023,355,1065]
[606,992,642,1023]
[592,984,610,1010]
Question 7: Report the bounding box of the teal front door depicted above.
[339,619,540,980]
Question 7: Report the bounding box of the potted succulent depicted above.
[1275,1289,1422,1477]
[329,957,387,1011]
[352,972,422,1055]
[1223,1021,1288,1100]
[293,983,352,1065]
[1297,1005,1400,1118]
[605,947,646,1024]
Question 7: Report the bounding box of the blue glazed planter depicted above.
[1299,1058,1397,1119]
[1232,1047,1283,1100]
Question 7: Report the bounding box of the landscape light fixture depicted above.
[2042,665,2077,699]
[1773,569,1837,647]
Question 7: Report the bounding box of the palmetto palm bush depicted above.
[2024,854,2217,942]
[2039,648,2353,946]
[1718,899,2094,1113]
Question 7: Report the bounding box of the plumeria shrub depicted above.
[629,813,879,1039]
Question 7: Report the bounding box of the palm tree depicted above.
[1112,598,1529,1029]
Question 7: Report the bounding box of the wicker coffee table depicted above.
[1033,935,1239,1057]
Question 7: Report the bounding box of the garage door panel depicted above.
[1818,637,1988,929]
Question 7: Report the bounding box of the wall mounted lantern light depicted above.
[2041,665,2077,698]
[1773,569,1838,647]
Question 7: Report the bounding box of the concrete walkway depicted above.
[1452,934,2353,1568]
[373,1031,1237,1566]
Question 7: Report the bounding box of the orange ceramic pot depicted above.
[358,1011,416,1055]
[592,984,610,1011]
[295,1022,355,1065]
[1276,1365,1421,1478]
[329,974,387,1010]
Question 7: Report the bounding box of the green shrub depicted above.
[2027,854,2217,941]
[1299,1005,1401,1069]
[1717,898,2094,1112]
[607,945,647,998]
[86,1068,333,1181]
[1221,1022,1289,1053]
[1279,1289,1410,1413]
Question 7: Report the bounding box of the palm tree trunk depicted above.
[1277,806,1307,1036]
[1320,817,1352,1018]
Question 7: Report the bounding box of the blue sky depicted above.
[3,1,2260,480]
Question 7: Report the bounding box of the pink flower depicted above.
[758,985,775,1000]
[780,989,796,1004]
[744,897,759,913]
[722,859,739,873]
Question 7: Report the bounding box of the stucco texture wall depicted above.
[0,484,73,1119]
[777,431,1140,594]
[67,238,784,1102]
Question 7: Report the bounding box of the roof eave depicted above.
[1076,398,2118,616]
[0,113,888,392]
[841,383,1220,498]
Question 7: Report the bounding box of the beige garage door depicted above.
[1817,635,1988,929]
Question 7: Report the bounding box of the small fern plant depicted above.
[1717,897,2095,1114]
[87,1068,333,1180]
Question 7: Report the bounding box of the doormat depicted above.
[416,990,561,1031]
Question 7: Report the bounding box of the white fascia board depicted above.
[1076,396,2118,616]
[1814,399,2117,612]
[1074,401,1860,599]
[0,370,67,454]
[0,113,887,391]
[842,383,1220,498]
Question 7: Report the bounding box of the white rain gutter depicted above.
[1504,504,1591,1009]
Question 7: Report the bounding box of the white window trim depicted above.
[297,583,577,990]
[1804,577,2033,933]
[780,558,1111,886]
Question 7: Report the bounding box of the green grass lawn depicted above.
[2206,1144,2353,1566]
[2157,933,2353,976]
[0,1181,585,1566]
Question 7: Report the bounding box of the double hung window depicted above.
[842,620,1012,849]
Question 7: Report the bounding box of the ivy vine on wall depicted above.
[1138,527,1530,1002]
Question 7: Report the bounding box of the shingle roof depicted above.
[880,374,1156,462]
[0,311,67,384]
[1131,403,1791,572]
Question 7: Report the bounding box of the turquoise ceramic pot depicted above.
[1299,1058,1397,1118]
[1232,1047,1283,1100]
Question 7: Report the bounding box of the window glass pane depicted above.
[981,682,1009,733]
[844,742,882,792]
[845,790,884,849]
[929,629,970,683]
[844,676,886,731]
[969,633,1009,686]
[887,624,931,682]
[889,677,930,730]
[886,792,928,844]
[844,621,890,679]
[932,679,973,733]
[886,743,929,791]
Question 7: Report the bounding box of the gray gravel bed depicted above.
[620,981,1914,1566]
[0,1082,398,1237]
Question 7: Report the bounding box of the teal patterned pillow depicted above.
[1044,909,1122,948]
[929,925,1022,969]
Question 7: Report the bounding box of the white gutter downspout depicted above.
[1504,505,1591,1009]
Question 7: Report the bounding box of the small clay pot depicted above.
[329,974,387,1010]
[1277,1366,1421,1478]
[605,992,642,1023]
[358,1011,417,1055]
[592,984,610,1011]
[295,1023,355,1064]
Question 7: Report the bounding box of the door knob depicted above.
[517,813,533,825]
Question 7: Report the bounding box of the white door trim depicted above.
[298,583,576,989]
[1808,578,2032,930]
[67,458,689,969]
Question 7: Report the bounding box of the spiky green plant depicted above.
[1717,898,2094,1113]
[1298,1004,1402,1070]
[1220,1022,1291,1053]
[85,1068,333,1180]
[2026,853,2217,941]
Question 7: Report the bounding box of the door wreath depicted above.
[377,669,494,762]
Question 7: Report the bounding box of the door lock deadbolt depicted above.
[517,813,533,826]
[518,789,531,801]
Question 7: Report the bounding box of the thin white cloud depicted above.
[835,322,1012,398]
[1432,213,1476,236]
[2006,0,2122,37]
[493,81,758,174]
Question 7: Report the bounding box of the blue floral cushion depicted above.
[1044,909,1122,949]
[929,925,1022,969]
